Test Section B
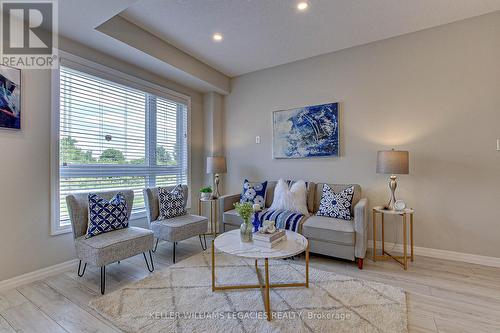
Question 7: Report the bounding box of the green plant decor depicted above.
[234,202,254,242]
[200,186,213,193]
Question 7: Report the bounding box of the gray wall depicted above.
[0,38,205,281]
[224,12,500,257]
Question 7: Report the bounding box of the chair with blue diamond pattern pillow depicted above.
[66,190,155,294]
[143,185,208,263]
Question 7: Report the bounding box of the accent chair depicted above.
[66,190,155,294]
[143,185,208,263]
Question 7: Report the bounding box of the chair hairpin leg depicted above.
[152,239,159,253]
[143,251,155,272]
[100,266,106,295]
[77,260,87,277]
[173,242,176,263]
[199,234,207,251]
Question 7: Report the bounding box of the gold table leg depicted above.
[381,213,385,254]
[211,249,309,321]
[305,241,309,288]
[372,210,377,261]
[373,210,414,270]
[403,213,408,270]
[211,239,215,292]
[201,200,219,237]
[410,213,414,262]
[213,201,218,237]
[210,202,214,236]
[264,259,271,321]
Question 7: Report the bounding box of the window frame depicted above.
[51,51,192,235]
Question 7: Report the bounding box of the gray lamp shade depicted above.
[376,150,409,175]
[206,156,227,174]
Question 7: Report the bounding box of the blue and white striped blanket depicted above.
[257,210,307,233]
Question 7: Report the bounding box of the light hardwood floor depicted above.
[0,237,499,333]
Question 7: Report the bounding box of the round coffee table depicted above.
[212,229,309,321]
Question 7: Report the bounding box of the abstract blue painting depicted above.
[0,65,21,130]
[273,102,339,159]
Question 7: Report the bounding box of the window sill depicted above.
[51,225,72,236]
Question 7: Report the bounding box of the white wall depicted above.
[203,92,225,188]
[0,37,205,281]
[224,12,500,258]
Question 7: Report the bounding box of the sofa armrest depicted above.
[218,193,241,233]
[219,193,241,212]
[354,198,369,259]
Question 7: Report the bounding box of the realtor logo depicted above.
[1,0,58,68]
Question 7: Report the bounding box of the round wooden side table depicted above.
[372,206,415,270]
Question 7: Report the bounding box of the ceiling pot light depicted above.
[213,33,223,41]
[297,2,308,11]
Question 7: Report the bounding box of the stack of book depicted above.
[253,229,286,248]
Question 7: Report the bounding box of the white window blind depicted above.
[57,66,189,227]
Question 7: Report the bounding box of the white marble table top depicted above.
[214,229,308,259]
[373,206,415,214]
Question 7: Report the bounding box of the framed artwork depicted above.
[273,102,339,159]
[0,65,21,130]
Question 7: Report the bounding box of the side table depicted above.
[372,206,415,270]
[198,197,218,237]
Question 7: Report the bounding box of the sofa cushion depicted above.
[313,184,361,215]
[151,214,207,242]
[265,180,315,213]
[302,215,355,246]
[75,227,154,266]
[316,184,354,220]
[268,179,309,215]
[240,179,268,206]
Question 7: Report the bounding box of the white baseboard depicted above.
[368,240,500,268]
[0,259,78,292]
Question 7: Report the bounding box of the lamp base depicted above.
[213,174,221,199]
[384,175,398,211]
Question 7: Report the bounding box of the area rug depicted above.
[89,251,408,332]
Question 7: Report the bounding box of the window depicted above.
[52,61,189,233]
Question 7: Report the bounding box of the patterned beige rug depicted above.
[90,251,408,332]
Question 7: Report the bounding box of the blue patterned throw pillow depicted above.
[87,193,128,238]
[158,185,187,220]
[316,185,354,220]
[240,179,268,207]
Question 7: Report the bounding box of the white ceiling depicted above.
[59,0,500,91]
[121,0,500,77]
[58,0,217,92]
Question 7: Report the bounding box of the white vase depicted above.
[200,192,212,200]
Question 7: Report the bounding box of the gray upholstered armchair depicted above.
[66,190,155,294]
[143,185,208,263]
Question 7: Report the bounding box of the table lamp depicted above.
[376,149,409,210]
[206,156,227,198]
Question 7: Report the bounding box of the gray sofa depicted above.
[219,181,368,268]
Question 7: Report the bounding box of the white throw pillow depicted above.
[269,179,309,215]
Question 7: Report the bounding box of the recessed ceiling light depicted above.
[297,2,308,11]
[213,33,223,42]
